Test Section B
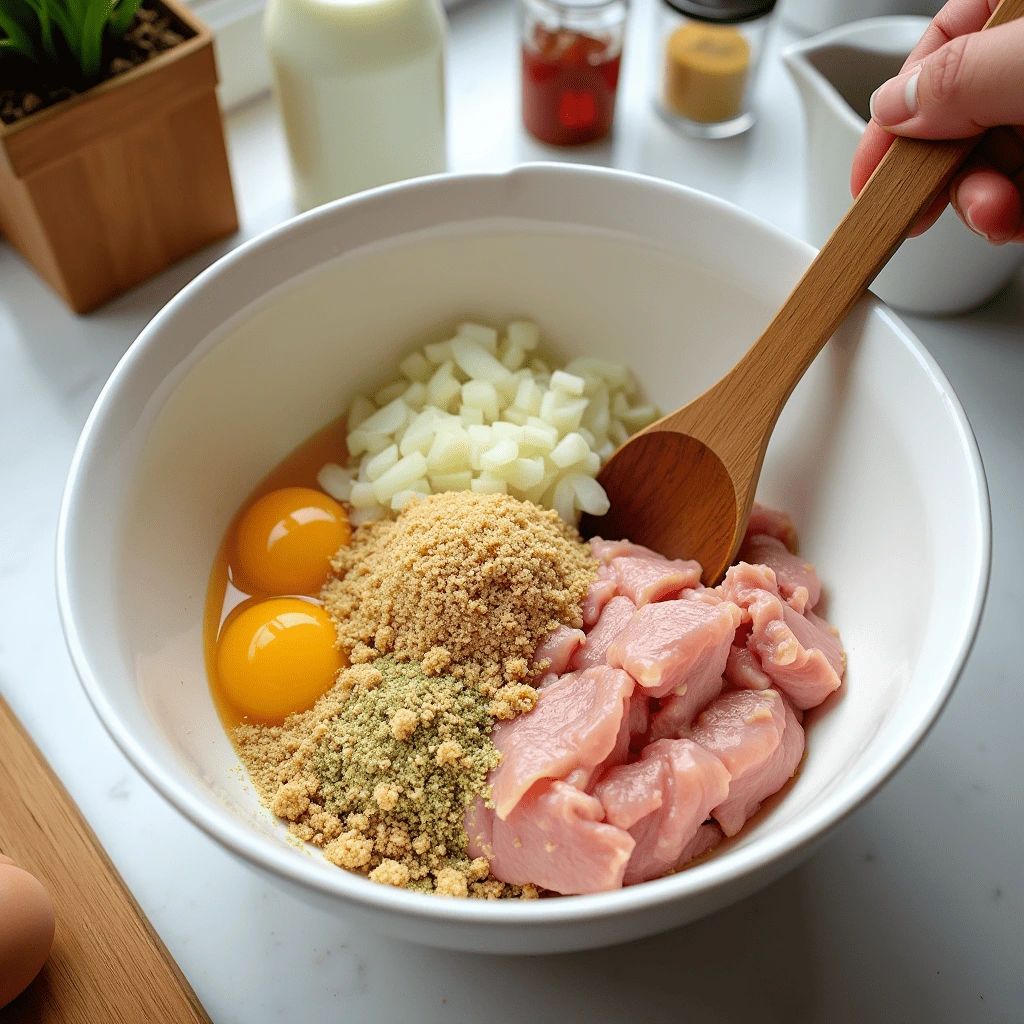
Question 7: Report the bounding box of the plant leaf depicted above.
[108,0,141,36]
[77,0,107,78]
[21,0,56,60]
[0,3,37,61]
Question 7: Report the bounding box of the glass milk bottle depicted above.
[264,0,447,211]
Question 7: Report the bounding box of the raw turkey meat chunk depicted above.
[466,782,634,894]
[719,561,781,610]
[570,595,636,672]
[590,538,665,563]
[488,666,634,818]
[607,598,742,699]
[677,822,724,867]
[610,555,702,606]
[625,691,651,751]
[690,689,804,835]
[578,687,640,788]
[532,624,586,678]
[745,502,798,552]
[724,644,772,691]
[594,738,730,884]
[720,562,843,710]
[746,592,843,710]
[582,578,618,627]
[648,669,725,741]
[740,534,821,613]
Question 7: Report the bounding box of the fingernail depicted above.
[964,206,996,243]
[869,67,921,126]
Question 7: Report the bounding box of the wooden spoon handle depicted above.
[716,0,1024,442]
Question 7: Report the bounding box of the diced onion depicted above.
[399,351,432,383]
[471,474,508,495]
[372,451,429,504]
[326,321,657,525]
[365,444,399,482]
[317,463,354,501]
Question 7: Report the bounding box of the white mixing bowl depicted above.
[57,165,989,954]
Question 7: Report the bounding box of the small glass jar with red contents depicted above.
[520,0,628,146]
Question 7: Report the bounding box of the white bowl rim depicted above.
[56,163,992,928]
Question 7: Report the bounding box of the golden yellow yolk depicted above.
[216,598,342,721]
[234,486,351,596]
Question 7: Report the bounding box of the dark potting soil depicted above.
[0,1,195,127]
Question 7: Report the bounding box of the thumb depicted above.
[869,19,1024,138]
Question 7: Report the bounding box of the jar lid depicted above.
[661,0,777,23]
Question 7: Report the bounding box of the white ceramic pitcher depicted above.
[783,16,1024,315]
[782,0,941,36]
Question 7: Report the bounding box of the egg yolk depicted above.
[234,486,351,596]
[216,598,342,721]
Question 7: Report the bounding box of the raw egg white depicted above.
[234,487,350,596]
[0,856,55,1009]
[216,598,343,721]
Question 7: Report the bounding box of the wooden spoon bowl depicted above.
[583,0,1024,582]
[588,432,737,582]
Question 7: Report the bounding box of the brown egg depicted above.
[0,856,55,1009]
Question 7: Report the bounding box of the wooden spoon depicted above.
[583,0,1024,584]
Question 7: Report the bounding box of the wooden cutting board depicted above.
[0,695,212,1023]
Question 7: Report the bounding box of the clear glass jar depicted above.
[520,0,628,147]
[653,0,777,139]
[265,0,447,211]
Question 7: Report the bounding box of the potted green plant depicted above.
[0,0,237,313]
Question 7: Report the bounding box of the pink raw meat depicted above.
[488,666,635,818]
[746,591,843,710]
[590,538,664,564]
[610,555,701,606]
[594,739,730,885]
[676,822,724,868]
[740,534,822,613]
[724,644,772,691]
[582,578,618,627]
[582,688,635,788]
[570,595,636,672]
[608,599,742,699]
[719,561,781,614]
[648,670,725,741]
[595,755,664,828]
[690,689,801,836]
[691,689,784,780]
[708,695,804,835]
[586,689,654,789]
[627,691,651,751]
[746,502,798,553]
[532,624,586,677]
[466,781,634,894]
[800,609,845,674]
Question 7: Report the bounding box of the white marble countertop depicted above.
[2,0,1022,1020]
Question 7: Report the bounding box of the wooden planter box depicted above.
[0,0,238,313]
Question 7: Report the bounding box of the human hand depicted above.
[851,0,1024,244]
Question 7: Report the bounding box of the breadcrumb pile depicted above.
[236,659,540,897]
[323,492,597,690]
[235,491,597,897]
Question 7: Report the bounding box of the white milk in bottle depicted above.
[264,0,447,210]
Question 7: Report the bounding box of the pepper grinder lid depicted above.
[662,0,777,22]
